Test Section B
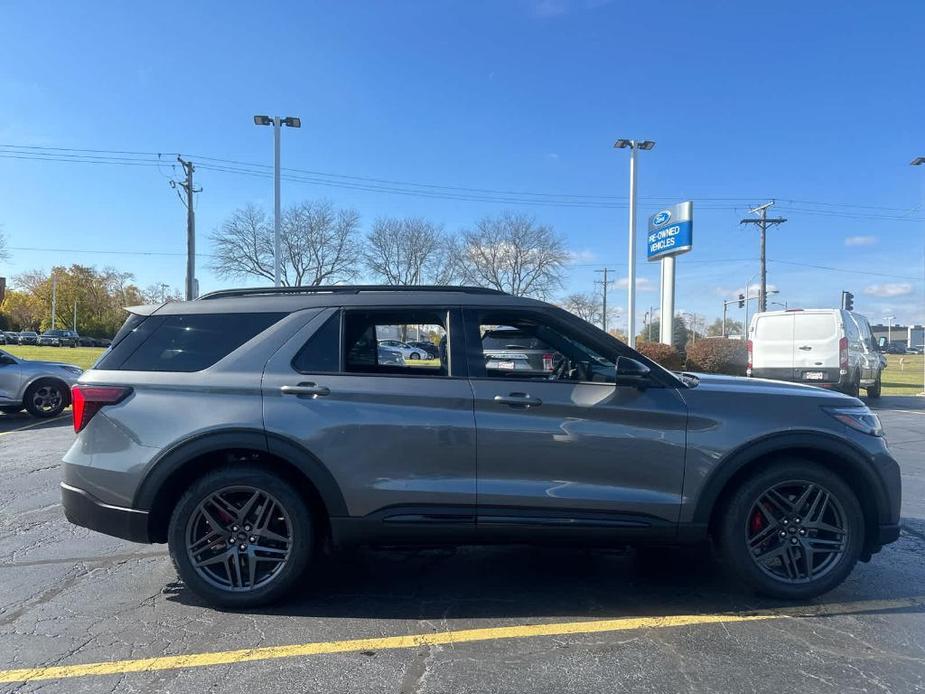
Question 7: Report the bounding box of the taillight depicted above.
[746,339,753,376]
[839,336,849,371]
[542,353,554,371]
[71,385,132,433]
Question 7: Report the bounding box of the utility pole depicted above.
[740,201,787,312]
[594,268,616,332]
[172,157,201,301]
[73,301,77,332]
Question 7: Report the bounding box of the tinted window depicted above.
[101,313,284,372]
[343,309,448,376]
[470,311,615,383]
[292,313,340,373]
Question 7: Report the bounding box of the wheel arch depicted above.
[697,432,889,555]
[135,429,348,543]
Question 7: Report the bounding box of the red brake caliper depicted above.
[750,509,764,535]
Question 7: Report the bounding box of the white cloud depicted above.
[545,152,560,161]
[845,235,878,247]
[863,283,913,298]
[616,277,655,291]
[567,249,597,264]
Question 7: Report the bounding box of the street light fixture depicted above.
[614,138,655,348]
[254,114,302,287]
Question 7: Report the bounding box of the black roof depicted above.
[128,285,548,316]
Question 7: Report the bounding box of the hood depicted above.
[21,359,83,372]
[681,372,860,403]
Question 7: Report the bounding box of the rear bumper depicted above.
[61,482,151,543]
[749,367,847,387]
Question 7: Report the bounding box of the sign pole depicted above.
[659,255,676,346]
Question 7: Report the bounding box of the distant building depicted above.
[869,324,924,349]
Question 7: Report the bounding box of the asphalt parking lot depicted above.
[0,397,923,693]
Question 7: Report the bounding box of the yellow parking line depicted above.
[1,595,922,684]
[0,414,68,437]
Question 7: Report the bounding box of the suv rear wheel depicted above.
[866,375,882,399]
[168,466,313,608]
[718,460,863,600]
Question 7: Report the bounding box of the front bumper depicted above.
[61,482,151,543]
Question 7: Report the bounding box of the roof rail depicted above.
[197,285,507,300]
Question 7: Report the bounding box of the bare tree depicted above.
[458,212,569,298]
[559,292,602,325]
[209,200,361,286]
[0,225,8,262]
[364,217,457,285]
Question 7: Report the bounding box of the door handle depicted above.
[280,383,331,397]
[798,345,813,351]
[493,393,542,408]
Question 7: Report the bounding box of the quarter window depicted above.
[292,313,341,373]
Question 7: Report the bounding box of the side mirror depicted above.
[614,356,652,388]
[877,336,887,352]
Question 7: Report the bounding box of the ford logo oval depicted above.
[653,210,671,226]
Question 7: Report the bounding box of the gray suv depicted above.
[61,286,901,607]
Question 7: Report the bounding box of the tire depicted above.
[409,352,420,360]
[866,375,882,399]
[168,466,313,608]
[842,372,860,398]
[717,460,863,600]
[23,379,69,418]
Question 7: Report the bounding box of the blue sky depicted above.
[1,0,923,329]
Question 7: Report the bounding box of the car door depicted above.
[0,352,22,403]
[261,306,478,540]
[792,312,839,381]
[463,307,688,540]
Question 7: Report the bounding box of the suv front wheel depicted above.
[718,460,863,600]
[168,466,313,608]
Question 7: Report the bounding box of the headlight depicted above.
[823,406,883,437]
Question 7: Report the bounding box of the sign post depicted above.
[647,201,693,346]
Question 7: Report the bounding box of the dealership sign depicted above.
[647,201,693,261]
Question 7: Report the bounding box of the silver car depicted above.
[61,286,901,608]
[0,348,83,417]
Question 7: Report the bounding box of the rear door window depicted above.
[97,313,285,372]
[342,309,449,376]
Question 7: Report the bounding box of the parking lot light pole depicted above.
[254,115,301,287]
[614,138,655,348]
[912,156,925,395]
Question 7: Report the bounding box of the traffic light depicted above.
[738,293,745,308]
[841,291,854,311]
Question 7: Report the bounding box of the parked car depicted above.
[880,341,907,355]
[38,329,77,347]
[17,331,39,345]
[2,331,19,345]
[907,345,924,355]
[77,335,97,347]
[378,339,429,360]
[377,345,405,366]
[0,348,83,417]
[407,340,439,358]
[0,333,5,346]
[481,325,559,375]
[748,309,884,398]
[62,285,901,608]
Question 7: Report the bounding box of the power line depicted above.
[2,143,924,220]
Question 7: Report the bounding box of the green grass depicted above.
[4,345,105,370]
[881,353,925,396]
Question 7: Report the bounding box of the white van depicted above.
[747,309,884,398]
